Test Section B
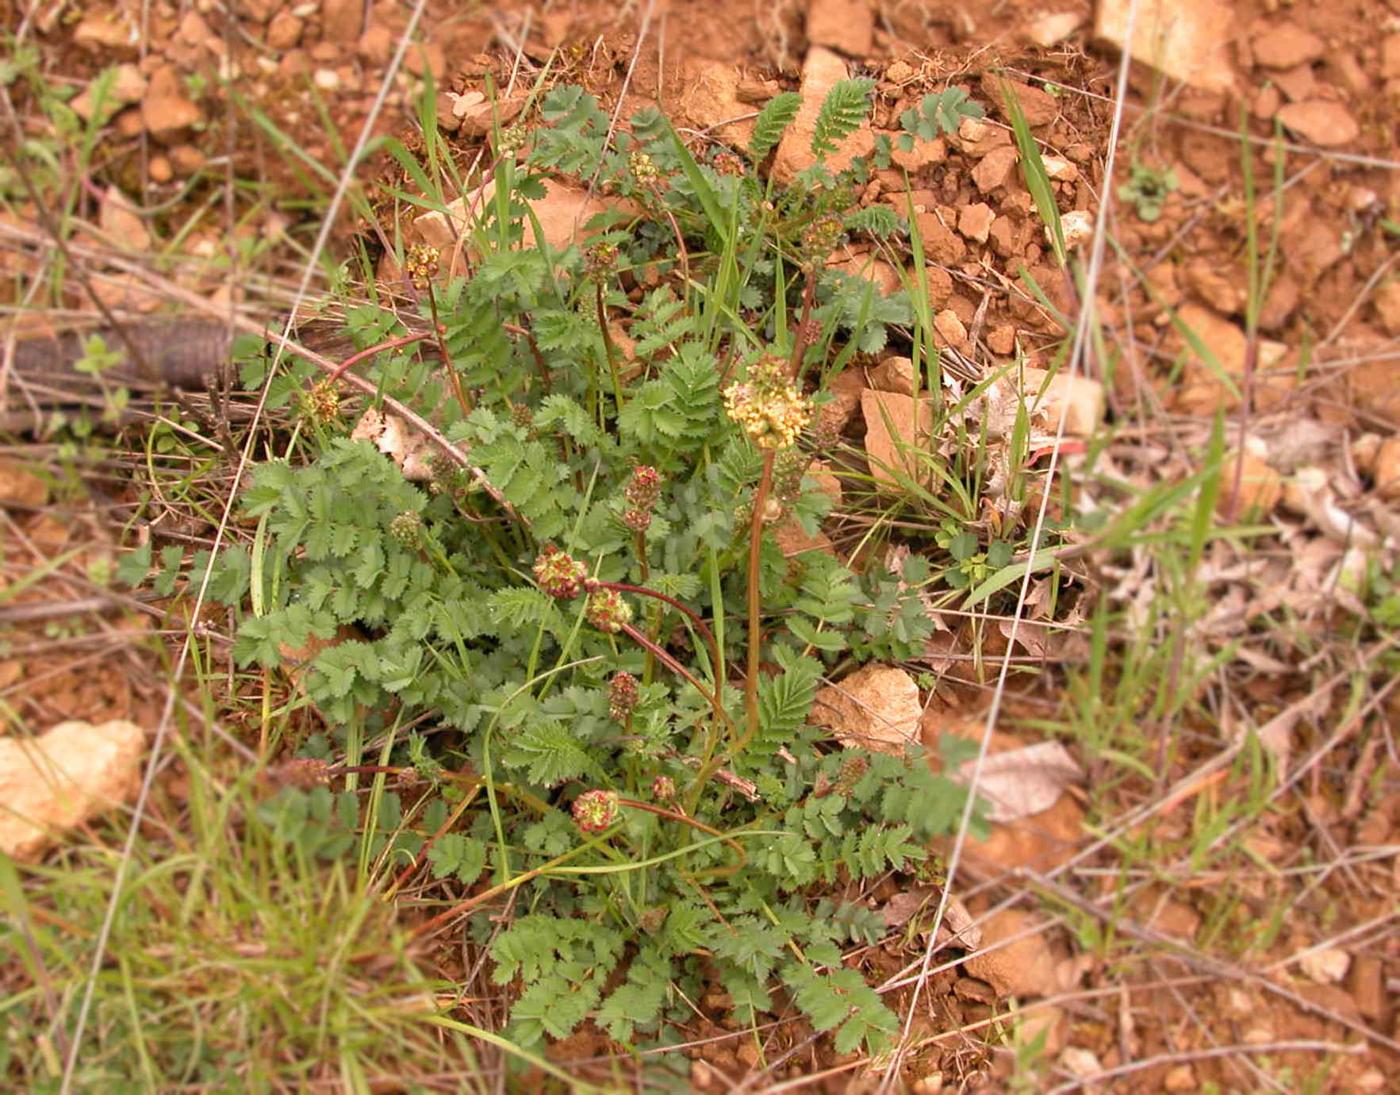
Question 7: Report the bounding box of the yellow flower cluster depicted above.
[723,356,812,450]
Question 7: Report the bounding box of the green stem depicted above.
[742,450,776,749]
[595,282,625,410]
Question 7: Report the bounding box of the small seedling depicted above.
[1117,162,1178,222]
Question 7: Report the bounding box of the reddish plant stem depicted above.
[595,282,624,407]
[327,331,436,380]
[620,621,735,740]
[617,797,746,866]
[599,581,718,669]
[503,321,553,394]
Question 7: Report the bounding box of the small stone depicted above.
[266,11,304,50]
[957,202,995,243]
[933,309,967,348]
[1019,366,1105,437]
[0,460,49,506]
[1374,439,1400,501]
[829,249,903,295]
[320,0,362,42]
[1164,1065,1196,1091]
[1356,1070,1388,1094]
[1253,84,1282,119]
[868,356,916,396]
[817,368,865,435]
[916,212,966,264]
[313,68,341,92]
[1061,210,1093,248]
[74,14,138,53]
[357,23,395,64]
[806,0,874,58]
[956,116,1012,158]
[987,324,1016,356]
[1383,35,1400,79]
[1041,155,1078,181]
[982,74,1058,127]
[964,909,1058,998]
[1272,62,1317,103]
[1252,23,1325,69]
[169,144,206,176]
[678,60,757,146]
[1216,441,1283,517]
[148,155,173,183]
[1298,947,1350,985]
[1024,12,1083,47]
[141,91,202,142]
[860,389,934,490]
[1275,100,1360,146]
[972,145,1018,192]
[886,59,914,83]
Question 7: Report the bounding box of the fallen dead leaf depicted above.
[351,408,435,481]
[811,664,922,755]
[954,740,1083,823]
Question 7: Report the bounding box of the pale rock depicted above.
[1059,1047,1103,1080]
[1276,100,1360,146]
[916,212,966,264]
[1298,947,1351,985]
[1252,23,1325,69]
[933,309,967,348]
[0,720,146,861]
[1355,1071,1388,1094]
[266,11,304,50]
[861,389,934,489]
[98,186,151,251]
[806,0,874,58]
[963,909,1058,998]
[1095,0,1237,94]
[811,664,922,754]
[1024,12,1083,47]
[957,202,995,243]
[982,74,1058,127]
[1041,155,1078,181]
[772,47,875,183]
[972,145,1018,192]
[868,355,916,396]
[313,68,341,92]
[415,178,638,256]
[1019,366,1104,437]
[1164,1065,1196,1091]
[1272,62,1318,103]
[678,60,757,146]
[1131,886,1201,940]
[1172,303,1247,413]
[987,323,1017,356]
[320,0,362,42]
[1060,209,1093,248]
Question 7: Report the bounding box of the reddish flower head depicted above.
[572,789,621,833]
[608,671,640,721]
[533,545,589,600]
[586,588,632,633]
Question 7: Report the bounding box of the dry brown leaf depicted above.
[810,664,922,755]
[955,740,1082,823]
[351,408,435,481]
